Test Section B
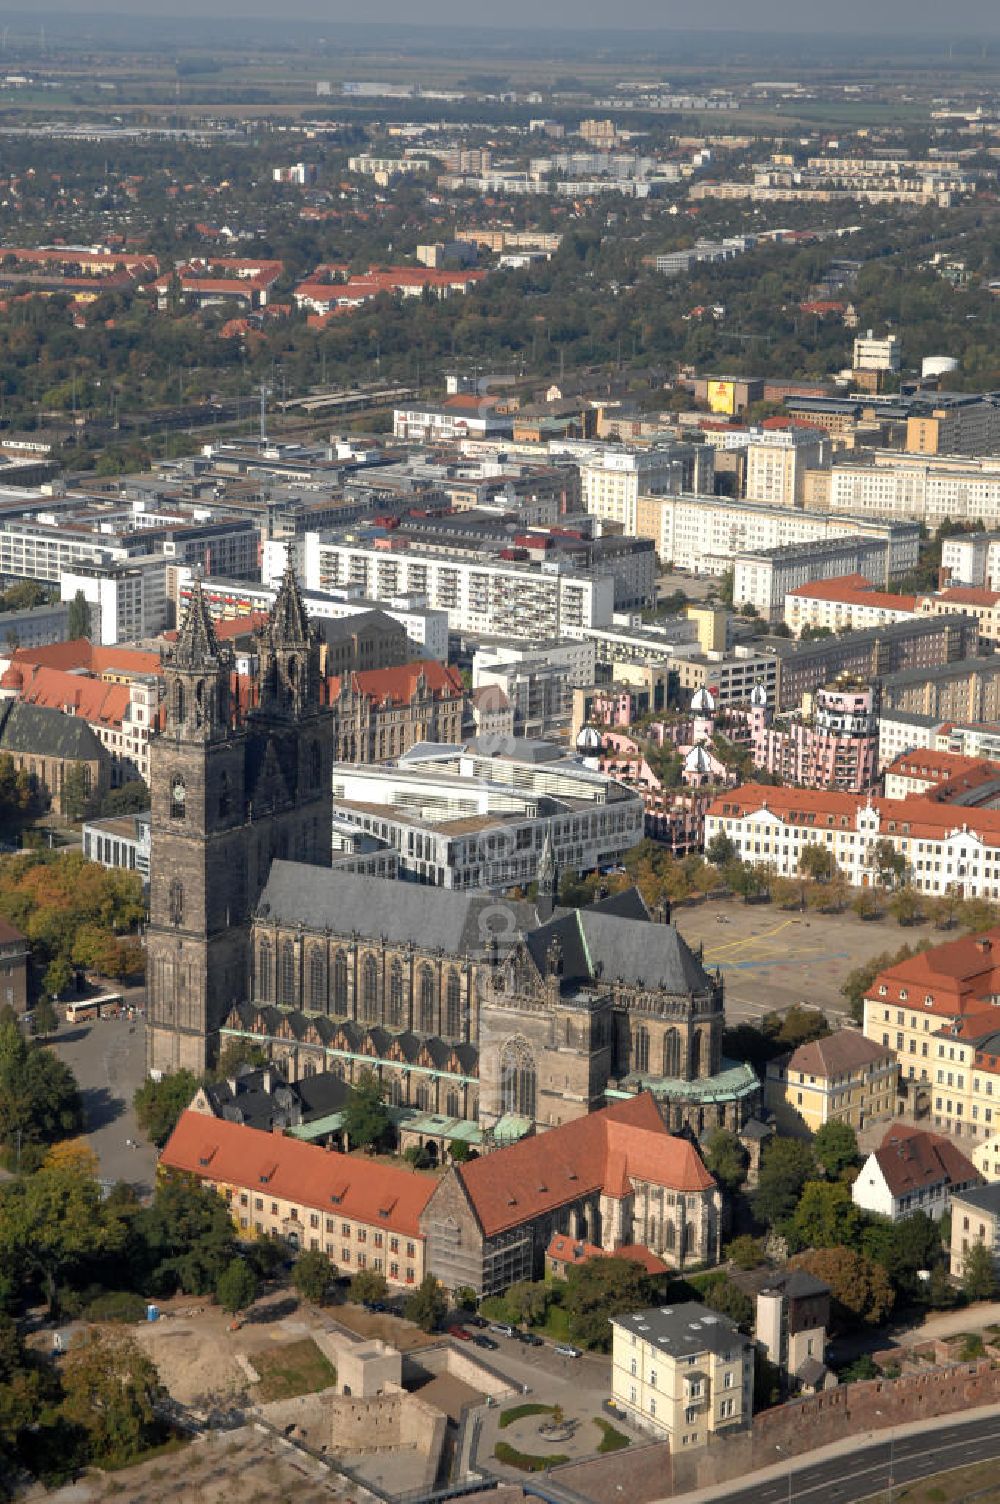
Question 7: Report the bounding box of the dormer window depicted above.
[900,989,908,1002]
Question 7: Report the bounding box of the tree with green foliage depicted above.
[505,1279,551,1327]
[889,888,923,927]
[754,1137,816,1233]
[213,1037,269,1080]
[215,1257,259,1315]
[861,1210,943,1297]
[405,1273,448,1333]
[725,1235,765,1271]
[59,765,94,823]
[0,1018,83,1162]
[761,1005,830,1052]
[702,1273,754,1332]
[564,1257,651,1351]
[813,1121,860,1178]
[0,1157,127,1313]
[450,1138,471,1163]
[454,1286,477,1311]
[702,1128,749,1195]
[790,1247,894,1329]
[133,1069,199,1149]
[99,780,150,818]
[351,1268,389,1306]
[60,1328,163,1466]
[791,1181,862,1254]
[962,1239,998,1303]
[706,832,736,868]
[66,591,92,642]
[869,839,906,889]
[799,843,835,882]
[341,1068,393,1152]
[292,1248,337,1305]
[130,1172,236,1299]
[32,997,58,1038]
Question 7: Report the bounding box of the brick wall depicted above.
[551,1360,1000,1503]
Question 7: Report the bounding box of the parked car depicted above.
[448,1325,472,1342]
[473,1333,499,1351]
[489,1322,516,1337]
[466,1314,488,1328]
[554,1343,581,1358]
[517,1331,543,1346]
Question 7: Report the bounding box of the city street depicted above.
[49,982,157,1195]
[672,1410,1000,1504]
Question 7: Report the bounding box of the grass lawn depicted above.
[252,1338,336,1403]
[499,1403,555,1429]
[860,1459,1000,1504]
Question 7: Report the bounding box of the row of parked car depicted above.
[448,1315,581,1358]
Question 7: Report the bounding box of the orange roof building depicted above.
[784,573,918,635]
[160,1110,436,1287]
[419,1095,720,1295]
[705,782,1000,903]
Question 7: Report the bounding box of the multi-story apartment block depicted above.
[301,531,615,641]
[392,397,512,443]
[174,569,449,662]
[816,451,1000,528]
[765,1031,898,1136]
[634,492,918,579]
[942,531,1000,591]
[743,426,830,508]
[783,574,918,637]
[60,557,170,644]
[610,1304,753,1447]
[580,444,713,534]
[734,537,894,622]
[772,614,978,713]
[473,639,596,736]
[880,655,1000,722]
[161,1110,433,1287]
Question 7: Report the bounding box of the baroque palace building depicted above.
[147,569,760,1137]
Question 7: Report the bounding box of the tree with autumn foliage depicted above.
[790,1247,894,1330]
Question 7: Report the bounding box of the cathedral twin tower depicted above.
[146,563,333,1076]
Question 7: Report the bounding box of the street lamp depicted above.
[874,1409,895,1502]
[774,1443,793,1504]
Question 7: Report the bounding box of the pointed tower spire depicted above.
[536,831,558,922]
[270,553,311,646]
[172,577,220,670]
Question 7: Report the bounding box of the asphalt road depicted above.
[705,1414,1000,1504]
[49,982,157,1194]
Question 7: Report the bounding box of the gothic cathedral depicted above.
[145,562,333,1076]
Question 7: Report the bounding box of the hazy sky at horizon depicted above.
[14,0,1000,33]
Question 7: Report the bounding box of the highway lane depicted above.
[695,1414,1000,1504]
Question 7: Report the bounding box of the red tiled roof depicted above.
[14,665,130,728]
[787,573,917,611]
[872,1124,979,1198]
[160,1111,436,1238]
[864,928,1000,1019]
[10,640,163,676]
[325,660,463,707]
[708,784,1000,847]
[545,1235,668,1277]
[455,1096,713,1238]
[934,586,1000,608]
[884,749,996,784]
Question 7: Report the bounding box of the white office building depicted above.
[733,535,892,622]
[60,557,170,644]
[744,427,830,508]
[331,743,645,891]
